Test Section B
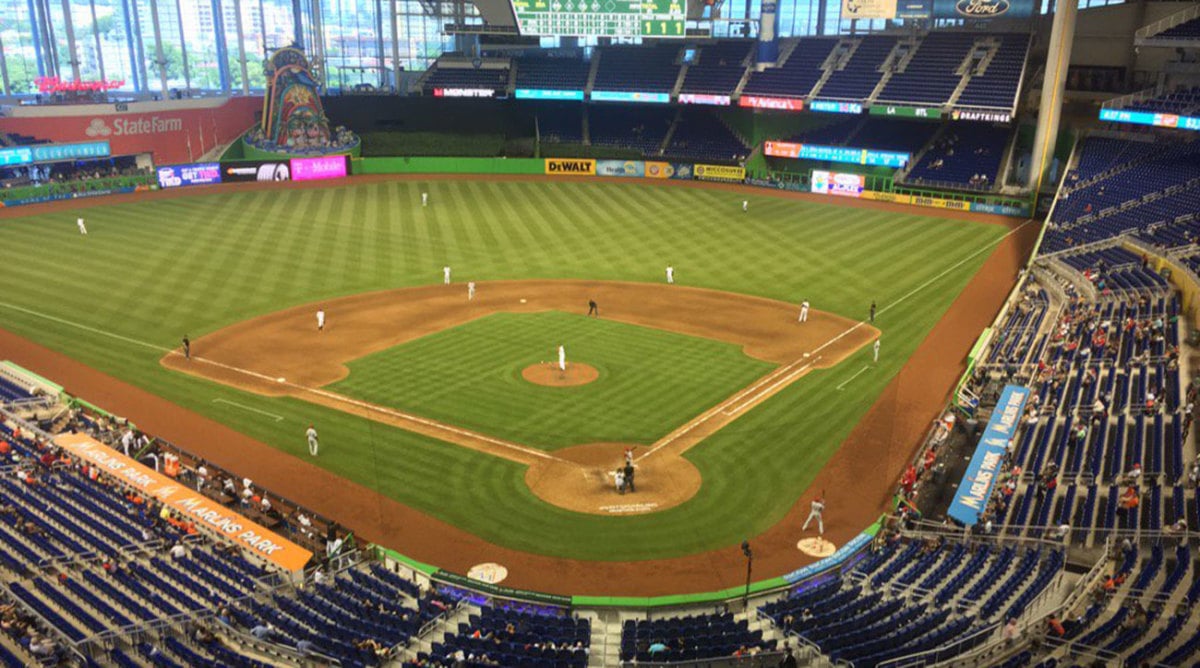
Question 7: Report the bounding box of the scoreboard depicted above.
[509,0,686,38]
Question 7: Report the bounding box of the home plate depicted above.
[797,537,836,557]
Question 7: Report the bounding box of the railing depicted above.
[1100,85,1165,111]
[877,623,999,668]
[1134,3,1200,42]
[622,651,787,667]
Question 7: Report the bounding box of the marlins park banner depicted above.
[693,164,745,182]
[841,0,899,20]
[544,158,596,176]
[948,384,1029,526]
[55,433,313,572]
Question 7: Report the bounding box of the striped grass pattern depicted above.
[0,179,1005,560]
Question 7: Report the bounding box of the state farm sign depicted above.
[85,116,186,137]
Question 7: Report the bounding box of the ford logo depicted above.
[955,0,1009,16]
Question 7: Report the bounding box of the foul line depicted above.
[836,366,871,391]
[212,398,284,422]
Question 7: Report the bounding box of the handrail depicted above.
[1134,3,1200,42]
[621,651,787,667]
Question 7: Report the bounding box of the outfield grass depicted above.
[0,179,1007,560]
[330,311,776,450]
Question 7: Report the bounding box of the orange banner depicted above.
[54,433,313,573]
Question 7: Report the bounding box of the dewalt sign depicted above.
[545,159,596,175]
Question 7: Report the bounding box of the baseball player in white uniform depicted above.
[558,344,566,372]
[742,200,748,212]
[468,281,476,300]
[306,425,319,456]
[77,217,88,235]
[443,266,452,285]
[802,495,825,534]
[316,309,326,331]
[422,192,428,207]
[798,300,810,323]
[874,339,881,363]
[665,265,675,284]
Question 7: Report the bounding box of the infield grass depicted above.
[330,311,776,449]
[0,179,1008,560]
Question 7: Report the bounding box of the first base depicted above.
[804,353,811,358]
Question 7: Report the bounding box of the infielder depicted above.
[869,301,877,323]
[182,335,191,361]
[742,200,748,212]
[798,300,810,323]
[306,425,319,456]
[874,339,881,363]
[557,344,566,372]
[587,300,599,317]
[468,281,476,300]
[443,266,452,285]
[316,309,326,331]
[666,265,675,284]
[422,192,429,207]
[77,217,88,235]
[802,495,825,535]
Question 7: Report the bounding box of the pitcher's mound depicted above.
[521,362,599,387]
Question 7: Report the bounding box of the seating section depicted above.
[588,106,675,155]
[621,611,773,662]
[817,35,896,101]
[593,45,681,93]
[1123,85,1200,115]
[1044,136,1200,253]
[1156,17,1200,40]
[532,103,585,143]
[878,32,975,105]
[760,539,1063,668]
[679,41,753,96]
[663,109,749,163]
[741,38,838,99]
[958,34,1030,109]
[415,605,590,667]
[1057,247,1169,293]
[0,377,34,404]
[514,55,589,91]
[904,122,1010,189]
[781,116,938,155]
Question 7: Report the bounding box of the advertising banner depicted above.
[0,185,147,208]
[765,141,910,168]
[896,0,933,16]
[950,109,1013,123]
[432,88,496,98]
[693,164,745,182]
[590,91,670,104]
[157,162,222,188]
[738,96,804,111]
[668,163,694,180]
[0,97,260,166]
[810,170,865,197]
[869,105,943,119]
[1099,108,1200,132]
[221,161,292,183]
[291,155,348,181]
[55,433,313,572]
[678,93,732,106]
[948,385,1029,526]
[841,0,899,20]
[911,195,971,211]
[970,201,1030,216]
[0,140,111,167]
[810,100,863,114]
[859,191,913,205]
[643,161,675,179]
[514,88,585,101]
[596,160,645,177]
[933,0,1035,19]
[544,158,596,175]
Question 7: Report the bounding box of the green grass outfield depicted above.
[0,179,1007,560]
[330,311,776,450]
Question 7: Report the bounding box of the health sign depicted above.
[509,0,686,38]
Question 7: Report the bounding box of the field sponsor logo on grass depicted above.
[544,159,596,175]
[693,164,745,182]
[643,161,674,179]
[55,433,313,571]
[596,160,645,177]
[810,170,864,197]
[466,563,509,584]
[949,384,1029,526]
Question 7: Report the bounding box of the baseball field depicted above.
[0,176,1030,593]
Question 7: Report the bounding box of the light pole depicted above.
[741,540,753,610]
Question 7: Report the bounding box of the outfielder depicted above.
[77,217,88,235]
[443,266,452,285]
[468,281,476,300]
[557,344,566,372]
[316,309,326,331]
[742,200,748,213]
[422,192,428,207]
[666,265,675,284]
[874,339,881,363]
[798,300,810,323]
[802,494,825,535]
[306,425,319,456]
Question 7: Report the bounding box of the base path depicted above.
[161,280,876,514]
[0,174,1037,596]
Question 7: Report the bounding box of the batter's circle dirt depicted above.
[526,443,701,515]
[0,173,1039,597]
[521,363,599,387]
